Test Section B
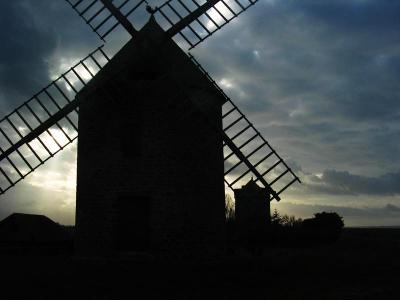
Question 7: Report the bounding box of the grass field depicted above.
[1,228,399,299]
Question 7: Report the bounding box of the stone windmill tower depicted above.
[0,0,300,258]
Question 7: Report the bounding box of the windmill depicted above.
[0,0,300,257]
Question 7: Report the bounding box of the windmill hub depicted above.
[145,5,157,15]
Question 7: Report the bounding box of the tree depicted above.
[302,211,344,242]
[225,194,235,221]
[314,212,344,229]
[271,209,302,227]
[285,215,303,227]
[302,212,344,230]
[271,209,282,226]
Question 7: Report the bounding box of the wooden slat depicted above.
[0,46,109,195]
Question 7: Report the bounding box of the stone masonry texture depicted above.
[75,18,226,259]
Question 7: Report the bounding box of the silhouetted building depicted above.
[0,213,70,253]
[0,1,300,261]
[234,179,271,241]
[75,18,225,259]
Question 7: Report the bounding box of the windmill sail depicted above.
[156,0,259,49]
[1,2,299,198]
[0,46,110,195]
[66,0,260,50]
[0,45,299,199]
[65,0,147,40]
[189,54,300,201]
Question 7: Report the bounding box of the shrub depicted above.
[271,209,302,228]
[302,211,344,242]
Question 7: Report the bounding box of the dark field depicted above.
[1,228,399,299]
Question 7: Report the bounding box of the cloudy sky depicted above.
[0,0,399,226]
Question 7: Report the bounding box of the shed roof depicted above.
[0,213,68,243]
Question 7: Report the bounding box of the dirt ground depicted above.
[1,228,399,299]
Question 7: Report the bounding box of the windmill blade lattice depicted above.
[66,0,260,51]
[189,54,300,200]
[156,0,259,49]
[0,49,300,199]
[0,46,110,195]
[65,0,148,40]
[1,0,299,199]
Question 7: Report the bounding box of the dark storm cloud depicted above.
[0,0,100,112]
[305,169,400,196]
[294,0,400,33]
[213,0,400,121]
[193,0,400,178]
[0,1,57,105]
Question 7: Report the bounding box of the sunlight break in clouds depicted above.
[49,56,96,86]
[219,78,234,89]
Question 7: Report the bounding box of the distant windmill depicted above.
[0,0,300,257]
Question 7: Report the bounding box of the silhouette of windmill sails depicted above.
[0,0,300,256]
